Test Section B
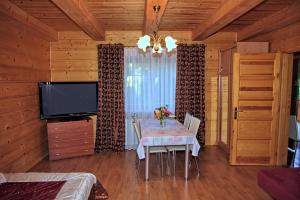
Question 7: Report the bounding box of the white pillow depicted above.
[0,173,6,183]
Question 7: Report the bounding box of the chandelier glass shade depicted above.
[137,32,177,53]
[137,4,177,54]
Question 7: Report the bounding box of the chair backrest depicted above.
[133,121,141,141]
[289,115,299,140]
[189,117,201,136]
[184,112,192,129]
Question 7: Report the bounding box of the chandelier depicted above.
[137,4,177,54]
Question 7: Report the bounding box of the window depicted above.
[124,47,177,149]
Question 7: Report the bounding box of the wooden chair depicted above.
[167,116,201,176]
[133,120,168,176]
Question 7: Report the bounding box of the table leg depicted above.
[184,144,189,180]
[145,146,149,181]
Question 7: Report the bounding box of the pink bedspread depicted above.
[0,181,66,200]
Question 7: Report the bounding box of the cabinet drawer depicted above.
[48,137,94,149]
[49,144,94,155]
[48,125,91,134]
[48,124,92,134]
[48,131,92,140]
[49,149,94,160]
[47,120,91,129]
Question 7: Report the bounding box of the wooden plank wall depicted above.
[221,77,228,144]
[249,21,300,53]
[50,31,236,145]
[0,18,50,172]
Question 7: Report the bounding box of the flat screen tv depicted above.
[39,82,98,119]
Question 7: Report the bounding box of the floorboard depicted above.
[30,146,272,200]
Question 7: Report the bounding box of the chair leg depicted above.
[172,151,176,176]
[135,154,140,175]
[137,159,141,175]
[167,150,171,175]
[194,156,200,176]
[160,152,164,177]
[291,141,299,168]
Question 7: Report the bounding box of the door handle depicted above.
[234,107,243,119]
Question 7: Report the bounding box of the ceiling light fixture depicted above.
[137,4,177,54]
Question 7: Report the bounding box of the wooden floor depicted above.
[31,146,271,200]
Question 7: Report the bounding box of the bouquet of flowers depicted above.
[154,105,173,126]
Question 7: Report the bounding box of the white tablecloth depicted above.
[137,119,201,159]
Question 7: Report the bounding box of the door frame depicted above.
[217,48,234,156]
[276,53,293,165]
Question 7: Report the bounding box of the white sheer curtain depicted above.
[124,47,177,149]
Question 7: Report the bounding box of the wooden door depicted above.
[230,53,280,165]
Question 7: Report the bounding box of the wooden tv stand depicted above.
[47,117,94,160]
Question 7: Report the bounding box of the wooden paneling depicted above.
[235,1,300,53]
[51,0,105,40]
[10,0,145,31]
[223,0,296,32]
[220,77,228,144]
[0,20,50,172]
[51,31,97,82]
[237,1,300,41]
[202,33,236,145]
[0,0,58,41]
[192,0,264,40]
[8,0,299,40]
[50,31,236,145]
[237,42,269,53]
[161,0,224,31]
[143,0,168,35]
[10,0,80,31]
[248,21,300,53]
[11,0,223,32]
[88,0,145,31]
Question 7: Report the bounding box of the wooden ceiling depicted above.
[159,0,224,31]
[6,0,300,41]
[223,0,295,31]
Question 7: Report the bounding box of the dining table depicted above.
[136,119,201,180]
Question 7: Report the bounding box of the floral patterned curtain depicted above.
[175,44,206,145]
[95,44,125,152]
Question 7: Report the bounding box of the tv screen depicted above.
[39,82,98,119]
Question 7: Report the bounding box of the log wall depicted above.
[0,18,50,172]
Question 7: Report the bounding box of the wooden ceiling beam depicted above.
[0,0,58,41]
[237,1,300,41]
[143,0,169,35]
[51,0,105,41]
[192,0,264,41]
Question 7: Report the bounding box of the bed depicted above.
[0,172,108,200]
[257,168,300,200]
